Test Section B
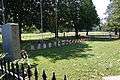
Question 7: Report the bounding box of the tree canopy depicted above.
[0,0,100,37]
[106,0,120,36]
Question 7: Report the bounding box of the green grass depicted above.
[0,32,119,79]
[21,32,111,41]
[27,39,120,80]
[0,31,113,42]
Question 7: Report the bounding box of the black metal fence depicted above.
[0,58,67,80]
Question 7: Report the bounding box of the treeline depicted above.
[106,0,120,37]
[0,0,100,37]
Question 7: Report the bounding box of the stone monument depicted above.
[2,23,21,60]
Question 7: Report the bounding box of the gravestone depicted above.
[58,41,61,46]
[48,43,52,48]
[2,23,21,60]
[31,45,35,50]
[54,42,57,47]
[43,43,46,48]
[37,43,41,49]
[62,40,65,45]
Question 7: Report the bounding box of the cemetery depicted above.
[0,0,120,80]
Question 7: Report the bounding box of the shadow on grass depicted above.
[21,35,120,50]
[28,43,93,62]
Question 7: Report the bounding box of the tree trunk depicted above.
[55,29,58,38]
[75,28,79,38]
[19,23,22,49]
[86,30,89,36]
[118,29,120,38]
[115,28,118,35]
[63,32,65,37]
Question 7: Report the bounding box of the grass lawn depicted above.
[0,31,119,80]
[0,31,113,42]
[27,39,120,80]
[21,32,111,41]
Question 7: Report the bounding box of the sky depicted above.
[93,0,110,20]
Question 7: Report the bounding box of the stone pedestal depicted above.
[2,23,21,60]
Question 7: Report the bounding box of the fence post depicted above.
[3,59,8,79]
[27,65,32,80]
[7,60,10,74]
[21,64,25,80]
[11,62,15,79]
[16,62,20,80]
[42,70,47,80]
[52,72,56,80]
[3,59,7,73]
[0,59,3,74]
[64,75,67,80]
[34,66,38,80]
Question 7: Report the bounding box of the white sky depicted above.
[93,0,110,20]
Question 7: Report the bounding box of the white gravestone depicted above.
[62,40,65,45]
[58,41,61,46]
[54,42,57,46]
[31,45,35,50]
[0,28,2,32]
[48,43,52,48]
[43,43,46,48]
[37,43,41,49]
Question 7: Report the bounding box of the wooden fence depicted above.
[0,58,67,80]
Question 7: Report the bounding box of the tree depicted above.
[3,0,100,39]
[57,0,73,33]
[82,0,100,35]
[67,0,100,37]
[4,0,36,41]
[58,0,100,37]
[106,0,120,37]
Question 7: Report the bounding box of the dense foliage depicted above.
[0,0,100,37]
[106,0,120,36]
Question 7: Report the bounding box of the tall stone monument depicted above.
[2,23,21,60]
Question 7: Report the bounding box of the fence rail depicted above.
[0,58,68,80]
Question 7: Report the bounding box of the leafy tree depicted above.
[82,0,100,35]
[65,0,100,37]
[4,0,34,41]
[3,0,100,39]
[106,0,120,37]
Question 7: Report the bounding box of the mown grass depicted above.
[21,32,111,41]
[0,31,113,42]
[27,39,120,80]
[0,32,119,80]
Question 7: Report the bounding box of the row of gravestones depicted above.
[30,39,82,50]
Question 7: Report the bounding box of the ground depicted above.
[28,38,120,80]
[0,32,120,80]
